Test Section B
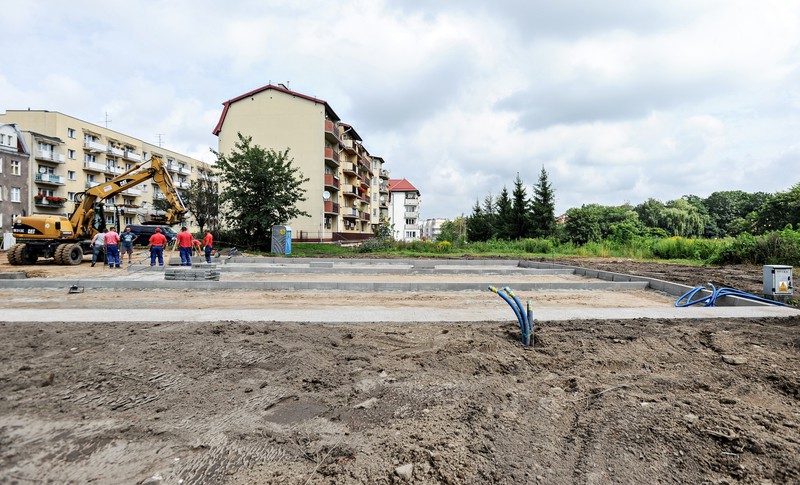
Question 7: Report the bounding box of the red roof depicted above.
[213,84,340,136]
[388,178,419,193]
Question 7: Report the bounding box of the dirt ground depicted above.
[0,254,798,484]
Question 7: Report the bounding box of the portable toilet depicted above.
[271,225,292,255]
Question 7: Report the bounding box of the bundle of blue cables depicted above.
[675,283,788,307]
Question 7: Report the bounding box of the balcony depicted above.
[85,181,101,189]
[83,161,106,172]
[83,140,107,153]
[122,188,143,197]
[154,193,166,200]
[404,197,419,205]
[178,166,191,175]
[342,208,359,218]
[342,139,357,154]
[107,146,125,157]
[33,196,66,208]
[379,183,389,194]
[124,150,142,162]
[324,200,340,214]
[166,163,178,172]
[35,150,65,163]
[177,181,191,190]
[361,212,371,222]
[36,173,65,185]
[324,173,340,190]
[360,177,371,188]
[324,147,339,167]
[324,120,340,144]
[106,166,125,175]
[341,162,356,175]
[380,169,389,179]
[341,184,359,197]
[405,211,418,218]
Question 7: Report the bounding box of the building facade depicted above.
[420,218,447,241]
[387,178,421,241]
[0,124,31,238]
[213,84,393,242]
[0,110,214,232]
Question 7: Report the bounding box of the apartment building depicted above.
[0,124,30,236]
[387,178,421,241]
[420,218,447,241]
[0,110,214,231]
[213,84,392,242]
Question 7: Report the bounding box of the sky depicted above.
[2,0,798,220]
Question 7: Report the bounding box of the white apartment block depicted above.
[388,178,421,241]
[420,218,447,241]
[213,84,393,242]
[0,110,215,231]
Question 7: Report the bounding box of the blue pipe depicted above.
[675,283,789,307]
[489,286,525,340]
[526,301,534,347]
[504,287,530,344]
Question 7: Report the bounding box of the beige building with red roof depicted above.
[213,84,392,242]
[387,178,421,241]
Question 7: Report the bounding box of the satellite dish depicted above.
[353,200,359,207]
[322,190,331,201]
[379,195,386,203]
[39,167,48,174]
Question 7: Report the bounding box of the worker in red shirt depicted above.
[202,230,214,264]
[176,226,194,266]
[148,227,168,266]
[104,227,121,268]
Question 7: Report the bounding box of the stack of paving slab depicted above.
[164,264,220,281]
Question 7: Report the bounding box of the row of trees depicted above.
[461,168,557,242]
[440,171,800,247]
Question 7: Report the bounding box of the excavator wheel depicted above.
[6,244,21,265]
[64,244,83,265]
[53,244,67,264]
[9,244,38,265]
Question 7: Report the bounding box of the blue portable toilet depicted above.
[271,225,292,255]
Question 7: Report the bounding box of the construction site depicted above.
[0,252,797,484]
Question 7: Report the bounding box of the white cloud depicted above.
[1,0,798,220]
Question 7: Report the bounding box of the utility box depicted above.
[271,225,292,255]
[763,265,792,297]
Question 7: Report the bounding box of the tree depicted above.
[214,133,309,247]
[509,174,530,239]
[563,204,639,245]
[494,186,513,240]
[661,199,705,237]
[466,200,493,242]
[634,198,665,228]
[530,166,556,238]
[183,178,219,233]
[438,216,467,244]
[756,183,800,233]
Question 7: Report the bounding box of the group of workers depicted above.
[90,226,214,267]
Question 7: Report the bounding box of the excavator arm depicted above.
[70,156,187,239]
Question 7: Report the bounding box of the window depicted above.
[10,160,20,176]
[0,157,3,172]
[10,187,20,202]
[68,149,76,159]
[406,219,416,225]
[67,128,75,138]
[68,192,75,201]
[68,171,76,180]
[84,153,96,163]
[87,174,95,182]
[0,214,3,228]
[405,205,415,212]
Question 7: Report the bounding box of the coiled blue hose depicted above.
[675,283,788,307]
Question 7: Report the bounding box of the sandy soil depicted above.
[0,253,797,484]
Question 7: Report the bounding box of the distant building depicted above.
[213,84,391,242]
[387,178,421,241]
[420,218,447,241]
[0,123,30,235]
[0,110,214,231]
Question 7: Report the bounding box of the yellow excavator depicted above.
[8,156,187,265]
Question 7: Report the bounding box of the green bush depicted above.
[651,237,722,260]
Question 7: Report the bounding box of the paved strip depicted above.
[0,279,650,291]
[1,306,796,324]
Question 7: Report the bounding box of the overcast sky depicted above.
[2,0,798,219]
